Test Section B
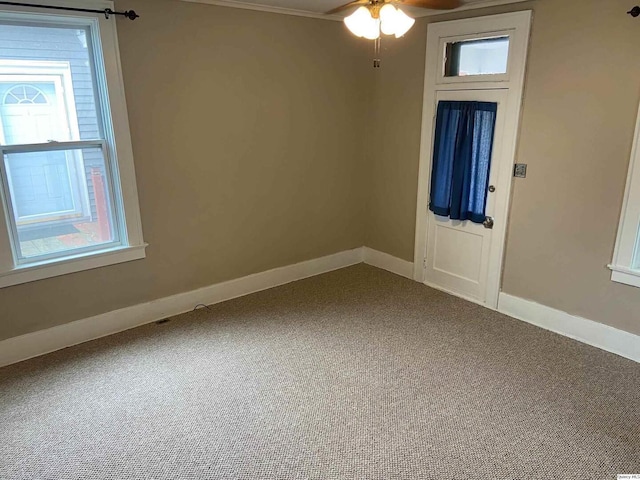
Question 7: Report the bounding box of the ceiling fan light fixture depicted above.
[377,4,415,38]
[379,3,398,35]
[391,7,415,38]
[344,6,381,39]
[363,18,381,39]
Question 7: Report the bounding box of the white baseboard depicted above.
[423,280,486,307]
[0,248,364,368]
[15,249,631,369]
[498,293,640,364]
[362,247,414,279]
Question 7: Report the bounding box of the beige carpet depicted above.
[1,264,639,479]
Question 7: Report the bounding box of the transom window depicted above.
[0,2,145,288]
[444,36,510,77]
[436,28,515,86]
[3,85,48,105]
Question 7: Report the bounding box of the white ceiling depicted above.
[181,0,531,20]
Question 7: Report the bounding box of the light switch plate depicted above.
[514,163,527,178]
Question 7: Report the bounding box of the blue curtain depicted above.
[429,101,498,224]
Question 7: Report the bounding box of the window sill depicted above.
[608,264,640,288]
[0,244,147,288]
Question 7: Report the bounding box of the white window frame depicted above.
[0,0,146,288]
[609,103,640,288]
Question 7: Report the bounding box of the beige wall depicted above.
[0,0,371,341]
[502,0,640,335]
[365,0,640,336]
[3,0,640,343]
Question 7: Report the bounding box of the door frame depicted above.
[413,11,532,308]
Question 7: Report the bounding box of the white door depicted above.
[413,12,531,309]
[424,89,507,304]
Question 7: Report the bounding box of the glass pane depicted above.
[3,147,119,260]
[0,22,102,145]
[445,37,510,77]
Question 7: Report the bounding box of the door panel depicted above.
[433,222,484,280]
[424,89,507,303]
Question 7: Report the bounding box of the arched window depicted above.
[0,82,57,145]
[3,84,48,105]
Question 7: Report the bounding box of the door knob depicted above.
[483,216,494,229]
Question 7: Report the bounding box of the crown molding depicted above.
[426,0,532,16]
[179,0,343,21]
[179,0,532,20]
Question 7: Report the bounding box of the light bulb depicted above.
[392,7,415,38]
[362,17,381,40]
[345,7,372,38]
[344,6,380,40]
[379,3,398,36]
[378,4,415,38]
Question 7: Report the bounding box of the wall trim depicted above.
[498,293,640,364]
[362,247,414,279]
[179,0,342,21]
[0,247,364,368]
[4,248,636,368]
[178,0,531,21]
[425,0,532,16]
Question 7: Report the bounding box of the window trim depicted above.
[0,244,146,288]
[609,102,640,288]
[0,0,146,288]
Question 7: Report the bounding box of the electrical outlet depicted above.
[514,163,527,178]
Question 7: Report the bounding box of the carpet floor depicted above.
[1,264,639,479]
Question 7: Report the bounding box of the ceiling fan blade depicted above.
[396,0,462,10]
[325,0,370,15]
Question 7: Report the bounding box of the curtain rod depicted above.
[0,1,139,19]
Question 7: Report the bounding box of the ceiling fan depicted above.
[327,0,461,67]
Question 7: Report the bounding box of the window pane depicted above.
[3,147,119,260]
[0,22,101,144]
[445,37,510,77]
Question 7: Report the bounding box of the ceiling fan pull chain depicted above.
[373,37,381,68]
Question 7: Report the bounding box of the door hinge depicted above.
[423,258,428,269]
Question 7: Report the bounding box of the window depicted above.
[444,37,510,77]
[0,2,145,288]
[609,104,640,288]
